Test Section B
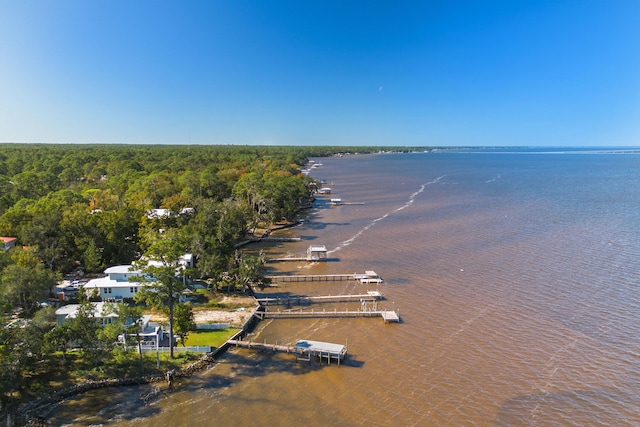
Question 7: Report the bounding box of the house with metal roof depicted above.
[83,265,148,302]
[55,303,166,348]
[55,302,121,326]
[83,254,194,302]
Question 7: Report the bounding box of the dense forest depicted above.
[0,143,430,420]
[0,144,428,278]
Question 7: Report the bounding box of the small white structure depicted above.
[145,253,195,271]
[294,339,347,365]
[306,245,328,261]
[330,198,342,206]
[147,208,195,219]
[355,270,383,284]
[147,208,172,219]
[317,187,332,194]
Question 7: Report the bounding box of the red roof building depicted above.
[1,237,17,251]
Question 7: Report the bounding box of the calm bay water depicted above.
[51,149,640,426]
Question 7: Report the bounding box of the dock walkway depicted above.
[266,273,355,282]
[256,291,382,306]
[254,307,400,323]
[265,257,309,262]
[260,237,301,242]
[266,271,382,283]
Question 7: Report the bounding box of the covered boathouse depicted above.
[294,339,347,365]
[306,245,328,261]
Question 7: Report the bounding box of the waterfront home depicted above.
[123,314,167,349]
[55,302,120,326]
[55,303,166,347]
[83,254,194,302]
[306,245,328,261]
[83,265,149,302]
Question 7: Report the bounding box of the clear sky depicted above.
[1,0,638,146]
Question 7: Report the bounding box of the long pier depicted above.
[267,273,355,282]
[254,307,400,323]
[256,291,382,306]
[260,237,301,242]
[266,274,364,283]
[266,271,382,283]
[265,257,309,262]
[228,338,347,365]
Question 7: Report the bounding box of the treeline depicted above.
[0,144,429,277]
[0,144,319,275]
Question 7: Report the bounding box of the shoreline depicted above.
[18,300,263,424]
[16,218,307,424]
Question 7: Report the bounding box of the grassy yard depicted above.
[183,328,239,347]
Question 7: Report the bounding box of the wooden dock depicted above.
[228,338,347,365]
[260,237,301,242]
[266,273,354,282]
[328,199,365,206]
[256,291,382,306]
[265,256,309,262]
[266,271,382,283]
[254,307,400,323]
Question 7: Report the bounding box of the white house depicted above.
[84,254,194,302]
[146,253,194,270]
[146,208,172,219]
[135,314,166,349]
[147,208,195,219]
[83,265,148,302]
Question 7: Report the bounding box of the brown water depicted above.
[51,149,640,426]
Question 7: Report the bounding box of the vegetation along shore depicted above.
[0,144,432,425]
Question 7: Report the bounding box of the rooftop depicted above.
[56,302,120,319]
[104,265,141,274]
[294,339,346,356]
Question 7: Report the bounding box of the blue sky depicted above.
[1,0,638,146]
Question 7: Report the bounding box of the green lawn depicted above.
[184,328,239,348]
